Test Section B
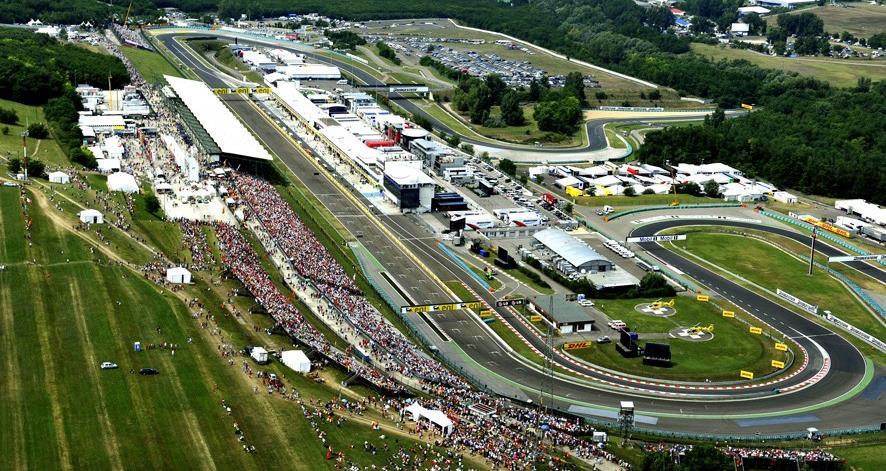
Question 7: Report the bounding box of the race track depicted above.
[153,30,883,435]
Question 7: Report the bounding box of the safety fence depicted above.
[760,210,886,267]
[350,244,491,392]
[607,203,742,221]
[437,243,492,290]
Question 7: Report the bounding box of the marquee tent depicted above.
[107,172,139,193]
[165,266,192,284]
[403,403,454,436]
[79,209,104,224]
[280,350,311,373]
[48,171,70,184]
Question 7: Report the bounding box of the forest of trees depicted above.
[0,28,128,168]
[638,80,886,204]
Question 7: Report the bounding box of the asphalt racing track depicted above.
[156,31,882,435]
[156,29,727,160]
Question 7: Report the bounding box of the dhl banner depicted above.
[740,370,754,379]
[775,342,788,351]
[479,309,493,318]
[771,360,785,369]
[563,341,590,351]
[696,294,709,302]
[722,310,735,318]
[749,326,763,335]
[800,216,852,238]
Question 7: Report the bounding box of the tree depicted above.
[534,96,582,134]
[27,123,49,139]
[680,445,732,471]
[144,194,161,215]
[563,71,587,106]
[676,181,703,196]
[485,74,507,104]
[648,89,662,101]
[518,174,529,185]
[623,186,636,196]
[0,106,17,125]
[638,272,675,297]
[7,157,21,174]
[595,91,608,101]
[703,179,721,198]
[534,174,545,185]
[500,90,525,126]
[460,143,474,156]
[498,158,517,176]
[643,188,655,195]
[563,202,573,214]
[69,146,97,169]
[26,159,45,178]
[641,450,676,471]
[1,126,8,135]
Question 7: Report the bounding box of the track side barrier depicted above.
[607,203,742,221]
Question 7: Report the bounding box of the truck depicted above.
[861,225,886,242]
[250,346,269,365]
[542,192,558,206]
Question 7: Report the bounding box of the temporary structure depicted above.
[280,350,311,373]
[402,403,454,436]
[107,172,139,193]
[96,158,122,173]
[48,171,70,184]
[250,346,269,364]
[79,209,104,224]
[165,266,192,284]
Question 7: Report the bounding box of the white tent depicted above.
[165,266,192,284]
[107,172,139,193]
[280,350,311,373]
[78,209,104,224]
[402,403,454,436]
[96,158,122,173]
[48,171,70,184]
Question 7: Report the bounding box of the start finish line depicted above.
[626,234,687,243]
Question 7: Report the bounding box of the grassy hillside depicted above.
[0,98,69,167]
[0,185,454,469]
[690,43,886,88]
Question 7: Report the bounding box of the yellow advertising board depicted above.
[771,360,785,369]
[800,216,852,238]
[749,326,763,335]
[740,370,754,379]
[696,294,709,302]
[722,310,735,318]
[212,87,230,95]
[563,341,590,351]
[741,103,754,110]
[400,302,481,314]
[479,309,493,318]
[775,342,788,351]
[530,315,543,322]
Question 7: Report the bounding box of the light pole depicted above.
[21,129,29,181]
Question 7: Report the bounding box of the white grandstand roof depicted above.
[164,75,272,161]
[533,228,610,269]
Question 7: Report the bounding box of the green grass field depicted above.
[0,98,69,168]
[120,46,183,85]
[690,43,886,88]
[671,232,886,346]
[769,4,886,38]
[0,185,466,470]
[572,193,717,209]
[568,297,786,381]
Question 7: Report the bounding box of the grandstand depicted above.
[163,75,272,162]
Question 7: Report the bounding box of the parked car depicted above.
[596,336,611,344]
[608,320,627,330]
[100,362,118,370]
[578,300,595,307]
[139,368,159,375]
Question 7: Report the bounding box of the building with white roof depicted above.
[738,6,771,15]
[164,75,272,162]
[731,23,750,36]
[278,64,341,80]
[533,228,614,273]
[753,0,815,9]
[383,163,434,212]
[674,162,743,177]
[78,114,126,134]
